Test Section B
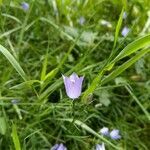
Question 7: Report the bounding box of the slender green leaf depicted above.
[0,117,7,135]
[40,68,58,92]
[102,48,150,85]
[13,104,22,120]
[11,124,21,150]
[41,54,48,81]
[44,68,58,81]
[121,0,127,10]
[113,7,124,49]
[82,70,104,103]
[82,34,150,103]
[0,45,27,81]
[2,13,22,24]
[112,34,150,63]
[0,26,21,39]
[10,80,40,90]
[125,86,150,120]
[82,48,150,103]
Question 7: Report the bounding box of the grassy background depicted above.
[0,0,150,150]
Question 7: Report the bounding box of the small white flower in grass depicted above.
[99,127,109,136]
[11,99,19,104]
[51,143,67,150]
[62,73,84,99]
[96,143,105,150]
[78,16,85,25]
[123,12,127,19]
[21,2,29,11]
[110,129,121,140]
[121,26,130,37]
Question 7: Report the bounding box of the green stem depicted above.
[125,85,150,121]
[72,100,76,123]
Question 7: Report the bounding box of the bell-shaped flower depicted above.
[51,143,67,150]
[95,143,105,150]
[62,73,84,99]
[21,2,29,11]
[99,127,109,136]
[110,129,121,140]
[121,26,130,37]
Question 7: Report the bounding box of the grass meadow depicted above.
[0,0,150,150]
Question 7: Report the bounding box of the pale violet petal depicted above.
[62,73,84,99]
[67,79,81,99]
[121,27,130,37]
[100,127,109,136]
[51,144,59,150]
[21,2,29,11]
[110,129,121,140]
[69,73,79,82]
[57,144,63,150]
[96,143,105,150]
[51,143,67,150]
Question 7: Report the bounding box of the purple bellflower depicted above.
[110,129,121,140]
[121,26,130,37]
[95,143,105,150]
[62,73,84,99]
[99,127,109,136]
[51,143,67,150]
[21,2,29,11]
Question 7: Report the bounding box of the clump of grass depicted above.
[0,0,150,150]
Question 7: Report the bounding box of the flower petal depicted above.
[57,143,67,150]
[96,143,105,150]
[100,127,109,136]
[69,73,79,82]
[50,144,59,150]
[62,73,84,99]
[110,129,121,140]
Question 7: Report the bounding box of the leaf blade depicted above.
[0,45,27,81]
[101,48,150,85]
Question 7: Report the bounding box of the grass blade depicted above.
[0,44,28,81]
[125,86,150,121]
[101,48,150,85]
[0,26,21,39]
[113,7,124,49]
[11,124,21,150]
[59,118,120,150]
[0,117,7,135]
[82,48,150,103]
[112,34,150,63]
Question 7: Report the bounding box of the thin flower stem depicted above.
[72,100,76,123]
[125,85,150,121]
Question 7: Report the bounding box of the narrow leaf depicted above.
[113,7,124,49]
[0,117,7,135]
[0,45,27,81]
[102,48,150,85]
[112,34,150,63]
[11,124,21,150]
[41,54,48,81]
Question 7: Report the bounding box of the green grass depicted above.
[0,0,150,150]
